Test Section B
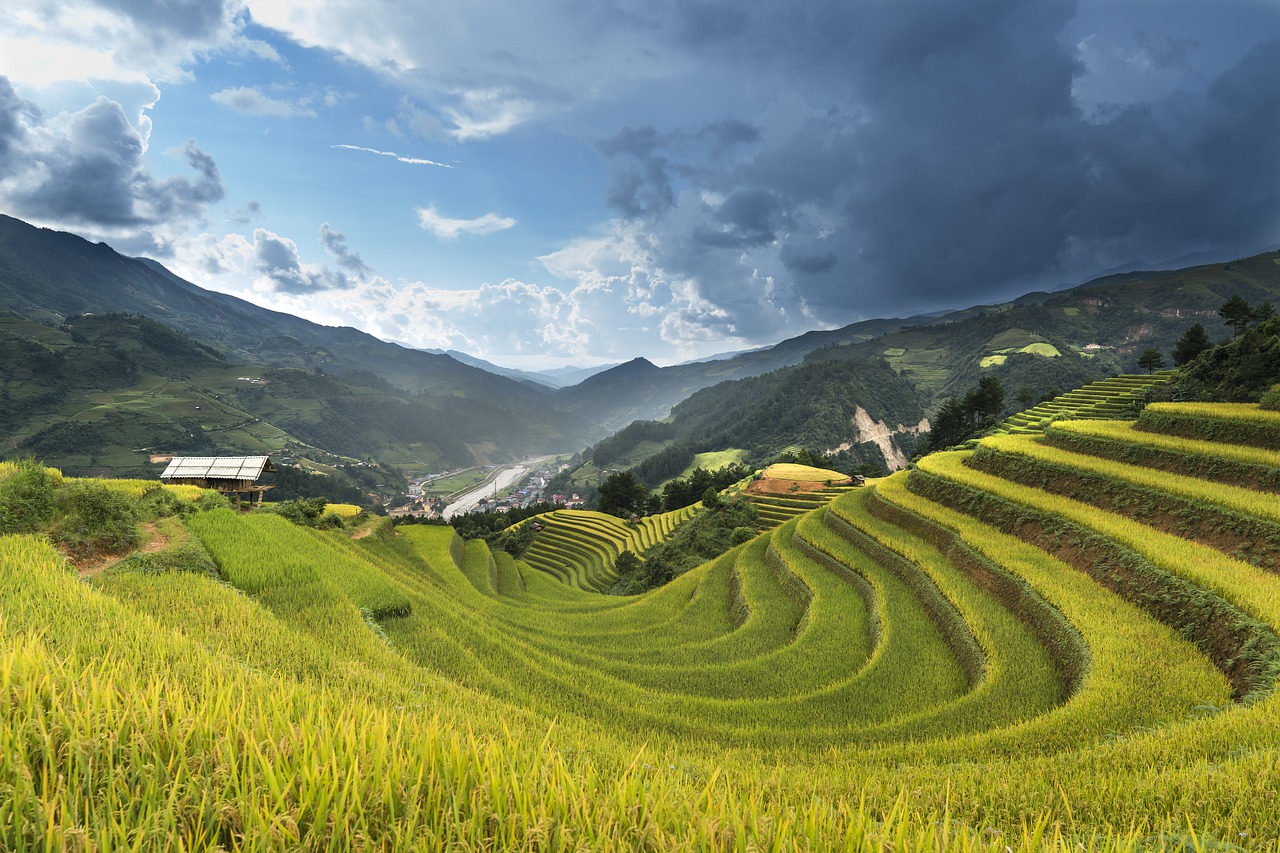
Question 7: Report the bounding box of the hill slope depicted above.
[6,393,1280,847]
[0,215,592,468]
[557,251,1280,431]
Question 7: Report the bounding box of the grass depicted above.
[422,467,490,498]
[991,373,1170,436]
[7,393,1280,848]
[760,462,846,482]
[679,448,748,477]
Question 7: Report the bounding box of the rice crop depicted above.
[5,396,1280,848]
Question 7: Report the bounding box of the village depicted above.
[392,460,586,520]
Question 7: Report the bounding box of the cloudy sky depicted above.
[2,1,1278,368]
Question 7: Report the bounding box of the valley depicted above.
[4,214,1280,848]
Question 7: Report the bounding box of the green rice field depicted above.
[3,398,1280,849]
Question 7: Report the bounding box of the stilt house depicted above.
[160,456,277,506]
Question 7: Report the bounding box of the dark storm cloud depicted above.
[1070,39,1280,265]
[781,245,837,275]
[597,119,763,220]
[0,76,223,234]
[695,188,788,249]
[597,125,674,219]
[0,78,33,168]
[592,0,1280,324]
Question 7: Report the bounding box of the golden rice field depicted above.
[3,400,1280,850]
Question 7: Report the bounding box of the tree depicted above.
[596,471,649,517]
[927,397,971,451]
[615,549,641,578]
[1255,300,1277,323]
[1219,295,1254,337]
[965,376,1005,426]
[1172,323,1212,366]
[1137,347,1165,373]
[702,486,722,509]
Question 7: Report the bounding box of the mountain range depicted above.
[3,212,1280,494]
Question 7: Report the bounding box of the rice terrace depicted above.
[3,393,1280,850]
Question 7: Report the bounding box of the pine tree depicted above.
[1172,323,1212,366]
[1137,347,1165,373]
[1219,294,1254,337]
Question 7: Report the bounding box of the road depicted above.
[441,458,548,520]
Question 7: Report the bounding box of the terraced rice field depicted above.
[519,466,858,588]
[518,504,699,590]
[4,400,1280,848]
[993,372,1172,435]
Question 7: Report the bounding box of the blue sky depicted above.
[2,1,1278,368]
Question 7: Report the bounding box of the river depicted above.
[441,458,548,520]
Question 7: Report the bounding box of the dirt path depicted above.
[77,521,170,578]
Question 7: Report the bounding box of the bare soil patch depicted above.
[746,477,851,496]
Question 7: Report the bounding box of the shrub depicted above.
[0,458,60,535]
[1260,384,1280,411]
[52,481,139,558]
[111,541,222,578]
[193,491,232,512]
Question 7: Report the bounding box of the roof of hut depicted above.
[160,456,276,482]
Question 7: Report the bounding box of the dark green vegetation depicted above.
[609,496,758,594]
[0,215,590,481]
[926,376,1007,451]
[567,260,1280,490]
[1167,314,1280,402]
[581,358,926,489]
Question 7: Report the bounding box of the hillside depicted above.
[0,217,593,475]
[7,210,1280,489]
[0,313,565,489]
[5,389,1280,848]
[0,215,591,461]
[553,319,924,433]
[628,358,928,483]
[809,251,1280,400]
[552,252,1280,433]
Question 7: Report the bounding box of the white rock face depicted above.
[827,406,930,471]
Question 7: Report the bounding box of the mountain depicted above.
[441,355,625,390]
[615,357,929,484]
[410,348,562,389]
[7,213,1280,484]
[0,216,579,405]
[536,363,621,386]
[0,311,565,492]
[0,215,592,474]
[577,250,1280,433]
[567,251,1280,487]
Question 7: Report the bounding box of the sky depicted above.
[1,1,1278,369]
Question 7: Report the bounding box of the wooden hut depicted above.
[160,456,277,506]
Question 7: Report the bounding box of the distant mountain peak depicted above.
[613,356,659,374]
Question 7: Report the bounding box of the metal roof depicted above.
[160,456,274,481]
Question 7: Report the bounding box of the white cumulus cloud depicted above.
[416,206,516,239]
[211,86,316,118]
